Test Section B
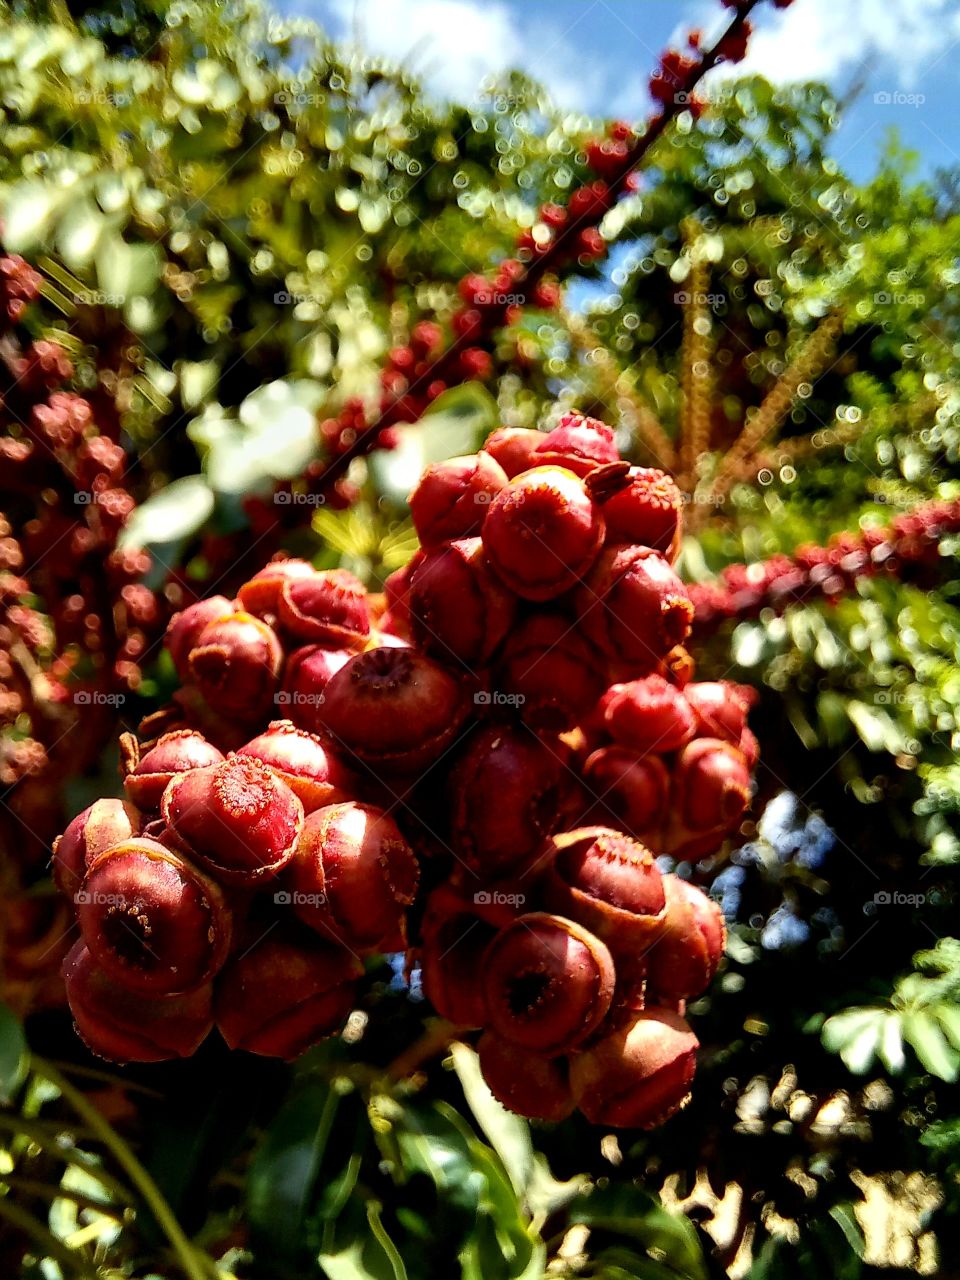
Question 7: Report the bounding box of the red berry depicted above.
[580,748,670,841]
[288,801,419,952]
[645,876,725,1002]
[569,1008,698,1129]
[599,675,697,754]
[567,181,611,221]
[576,545,693,666]
[497,613,605,731]
[237,720,358,813]
[539,203,568,229]
[63,941,213,1063]
[481,426,543,478]
[482,466,605,601]
[575,228,605,261]
[600,466,683,558]
[458,348,493,381]
[315,646,470,773]
[189,611,284,721]
[52,798,141,898]
[280,644,355,733]
[237,558,315,617]
[161,755,304,885]
[684,681,749,745]
[419,884,510,1027]
[165,596,235,682]
[77,837,232,995]
[458,273,494,307]
[531,279,561,309]
[452,307,483,340]
[411,320,443,355]
[478,1032,576,1121]
[408,537,515,666]
[121,729,225,812]
[408,453,507,547]
[533,412,619,477]
[482,912,615,1055]
[665,738,751,861]
[276,569,370,649]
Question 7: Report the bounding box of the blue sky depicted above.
[280,0,960,184]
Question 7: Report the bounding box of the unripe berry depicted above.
[63,941,213,1063]
[237,720,358,813]
[482,466,605,601]
[237,558,315,616]
[121,729,225,812]
[78,837,231,997]
[52,798,141,897]
[215,931,361,1059]
[450,724,565,879]
[161,755,304,885]
[645,876,725,1002]
[576,545,693,666]
[189,611,283,721]
[276,569,370,649]
[408,538,515,666]
[665,738,752,861]
[497,613,605,731]
[166,596,235,682]
[580,748,670,841]
[599,466,683,559]
[288,802,419,952]
[545,828,666,962]
[569,1008,698,1129]
[478,1032,576,1121]
[281,644,354,733]
[599,675,697,754]
[533,411,619,477]
[315,647,470,773]
[482,912,615,1056]
[481,426,543,478]
[408,453,507,547]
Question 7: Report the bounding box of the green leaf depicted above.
[117,475,215,551]
[318,1199,409,1280]
[903,1010,960,1081]
[95,237,163,302]
[451,1042,532,1197]
[568,1184,707,1280]
[0,1003,27,1103]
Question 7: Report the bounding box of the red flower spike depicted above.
[478,1032,576,1121]
[576,544,693,667]
[645,876,726,1003]
[188,611,283,721]
[533,411,620,477]
[482,912,615,1056]
[237,720,358,813]
[52,798,141,898]
[409,453,508,547]
[277,569,370,649]
[121,729,225,812]
[408,538,516,667]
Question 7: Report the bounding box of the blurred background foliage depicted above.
[2,0,960,1276]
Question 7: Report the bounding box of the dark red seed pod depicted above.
[280,644,354,733]
[77,837,232,995]
[496,613,606,731]
[599,466,683,559]
[569,1008,698,1129]
[276,569,370,649]
[121,729,225,812]
[161,756,304,885]
[215,931,361,1059]
[189,611,283,721]
[482,466,605,601]
[684,681,749,745]
[580,748,670,844]
[576,545,693,667]
[315,646,470,773]
[409,452,508,547]
[166,596,235,682]
[664,739,752,862]
[478,1032,576,1121]
[482,912,615,1056]
[63,942,213,1064]
[545,827,666,957]
[481,426,543,478]
[237,720,358,813]
[533,411,619,477]
[237,558,315,616]
[645,876,726,1002]
[287,802,419,953]
[52,798,141,898]
[599,675,697,754]
[408,538,516,666]
[449,724,565,879]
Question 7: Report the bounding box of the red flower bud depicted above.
[599,675,697,754]
[121,729,225,812]
[599,466,683,558]
[580,748,670,842]
[450,724,565,878]
[408,538,516,666]
[478,1032,576,1121]
[569,1008,698,1128]
[482,912,615,1055]
[215,931,361,1059]
[645,876,725,1002]
[533,411,620,477]
[408,453,508,547]
[52,798,141,897]
[189,611,283,721]
[161,756,304,885]
[315,647,470,773]
[576,545,693,666]
[665,739,751,861]
[281,644,354,733]
[276,569,370,649]
[77,837,232,995]
[166,596,235,682]
[483,466,605,601]
[63,941,213,1063]
[288,802,419,952]
[237,720,358,812]
[497,613,605,731]
[237,558,315,616]
[481,426,543,478]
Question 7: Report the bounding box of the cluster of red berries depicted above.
[689,497,960,631]
[53,409,756,1132]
